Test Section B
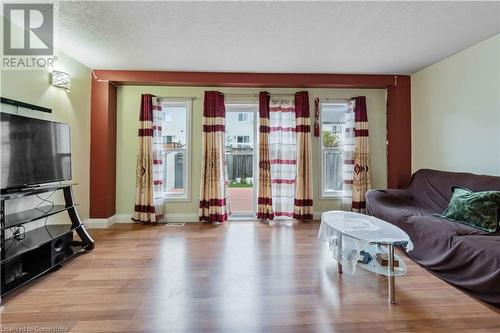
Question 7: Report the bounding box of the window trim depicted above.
[319,100,349,199]
[159,99,192,202]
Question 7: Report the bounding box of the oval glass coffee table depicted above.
[318,211,413,304]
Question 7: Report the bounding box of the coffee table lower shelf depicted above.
[335,242,403,304]
[357,243,407,276]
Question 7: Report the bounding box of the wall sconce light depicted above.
[51,70,71,92]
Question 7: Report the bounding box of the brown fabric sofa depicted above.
[366,169,500,305]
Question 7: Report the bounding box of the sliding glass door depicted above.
[225,102,258,218]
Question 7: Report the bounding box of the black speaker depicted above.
[50,231,74,265]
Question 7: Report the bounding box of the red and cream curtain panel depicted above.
[257,91,313,221]
[342,96,371,213]
[132,94,164,223]
[269,96,297,218]
[342,100,355,211]
[257,92,274,220]
[199,91,230,223]
[293,92,313,220]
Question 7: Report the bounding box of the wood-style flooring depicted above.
[1,222,499,332]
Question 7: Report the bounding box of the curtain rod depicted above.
[319,98,352,102]
[156,95,351,101]
[269,94,295,98]
[223,93,258,98]
[159,96,199,100]
[224,93,295,98]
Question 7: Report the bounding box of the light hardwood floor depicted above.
[1,222,499,332]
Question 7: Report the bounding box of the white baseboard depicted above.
[83,217,116,229]
[164,213,199,223]
[114,213,199,224]
[113,214,133,223]
[85,211,324,229]
[85,213,199,229]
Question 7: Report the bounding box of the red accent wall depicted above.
[387,76,412,188]
[90,77,117,218]
[89,71,411,218]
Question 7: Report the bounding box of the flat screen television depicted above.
[1,113,72,190]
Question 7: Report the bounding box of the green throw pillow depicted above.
[438,186,500,232]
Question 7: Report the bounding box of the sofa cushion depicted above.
[450,234,500,303]
[405,216,500,304]
[438,186,500,232]
[400,215,481,262]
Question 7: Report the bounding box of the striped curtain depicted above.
[269,96,297,218]
[342,96,371,213]
[133,94,164,223]
[293,91,313,220]
[342,100,355,211]
[199,91,230,223]
[257,92,274,220]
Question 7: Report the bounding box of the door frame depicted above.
[224,101,259,219]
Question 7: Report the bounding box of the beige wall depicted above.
[116,87,387,219]
[412,34,500,176]
[1,52,92,223]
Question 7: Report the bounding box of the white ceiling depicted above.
[58,1,500,74]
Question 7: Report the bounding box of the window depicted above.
[238,112,250,122]
[236,135,250,144]
[164,110,173,122]
[160,99,191,201]
[320,101,348,197]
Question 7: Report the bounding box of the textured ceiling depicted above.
[58,1,500,74]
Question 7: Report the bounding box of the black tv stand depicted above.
[1,183,63,194]
[0,183,94,298]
